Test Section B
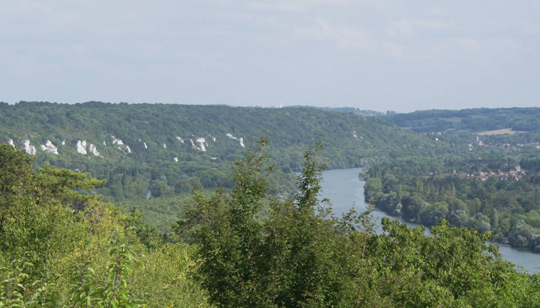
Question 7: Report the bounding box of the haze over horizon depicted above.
[2,1,539,113]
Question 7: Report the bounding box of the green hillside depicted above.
[1,143,539,307]
[0,101,444,201]
[361,107,540,252]
[384,108,540,133]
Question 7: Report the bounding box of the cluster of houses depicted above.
[467,136,540,152]
[435,165,526,182]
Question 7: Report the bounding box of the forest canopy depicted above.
[2,143,540,307]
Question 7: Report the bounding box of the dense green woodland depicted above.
[0,101,448,232]
[384,107,540,149]
[3,102,540,305]
[2,144,540,307]
[364,153,540,251]
[0,145,208,306]
[2,103,540,240]
[385,107,540,134]
[362,107,540,253]
[0,101,443,202]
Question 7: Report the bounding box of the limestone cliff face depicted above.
[0,101,435,201]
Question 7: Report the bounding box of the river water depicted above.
[319,167,540,274]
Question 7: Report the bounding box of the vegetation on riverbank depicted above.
[3,143,540,307]
[364,153,540,252]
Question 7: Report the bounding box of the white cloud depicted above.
[295,21,371,49]
[432,38,480,53]
[454,38,482,51]
[294,20,405,58]
[247,0,392,12]
[387,19,454,38]
[486,38,533,54]
[1,0,539,111]
[248,0,349,11]
[434,37,531,57]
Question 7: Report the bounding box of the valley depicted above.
[2,102,540,306]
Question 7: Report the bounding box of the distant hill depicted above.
[384,107,540,134]
[0,102,442,200]
[316,106,384,116]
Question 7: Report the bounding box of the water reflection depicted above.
[319,168,539,274]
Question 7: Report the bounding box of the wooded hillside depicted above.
[0,101,444,201]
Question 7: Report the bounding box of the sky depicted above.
[1,0,539,113]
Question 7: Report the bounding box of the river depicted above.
[319,167,540,274]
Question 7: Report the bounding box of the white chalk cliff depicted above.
[40,140,59,155]
[22,140,37,155]
[226,133,245,148]
[76,140,88,155]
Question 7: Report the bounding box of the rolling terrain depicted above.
[0,101,444,201]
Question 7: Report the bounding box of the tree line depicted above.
[3,143,540,307]
[364,153,540,252]
[0,101,442,202]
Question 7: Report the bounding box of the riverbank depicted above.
[320,167,540,274]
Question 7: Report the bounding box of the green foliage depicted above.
[178,142,540,307]
[367,219,536,307]
[121,208,160,249]
[386,107,540,135]
[177,140,271,306]
[118,194,194,234]
[178,141,339,306]
[0,144,211,307]
[4,107,540,307]
[69,233,144,308]
[131,243,211,307]
[0,101,442,201]
[365,153,540,251]
[38,167,106,210]
[0,260,54,307]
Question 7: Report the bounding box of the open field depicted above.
[477,128,527,136]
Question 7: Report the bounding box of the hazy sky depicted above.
[1,1,539,112]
